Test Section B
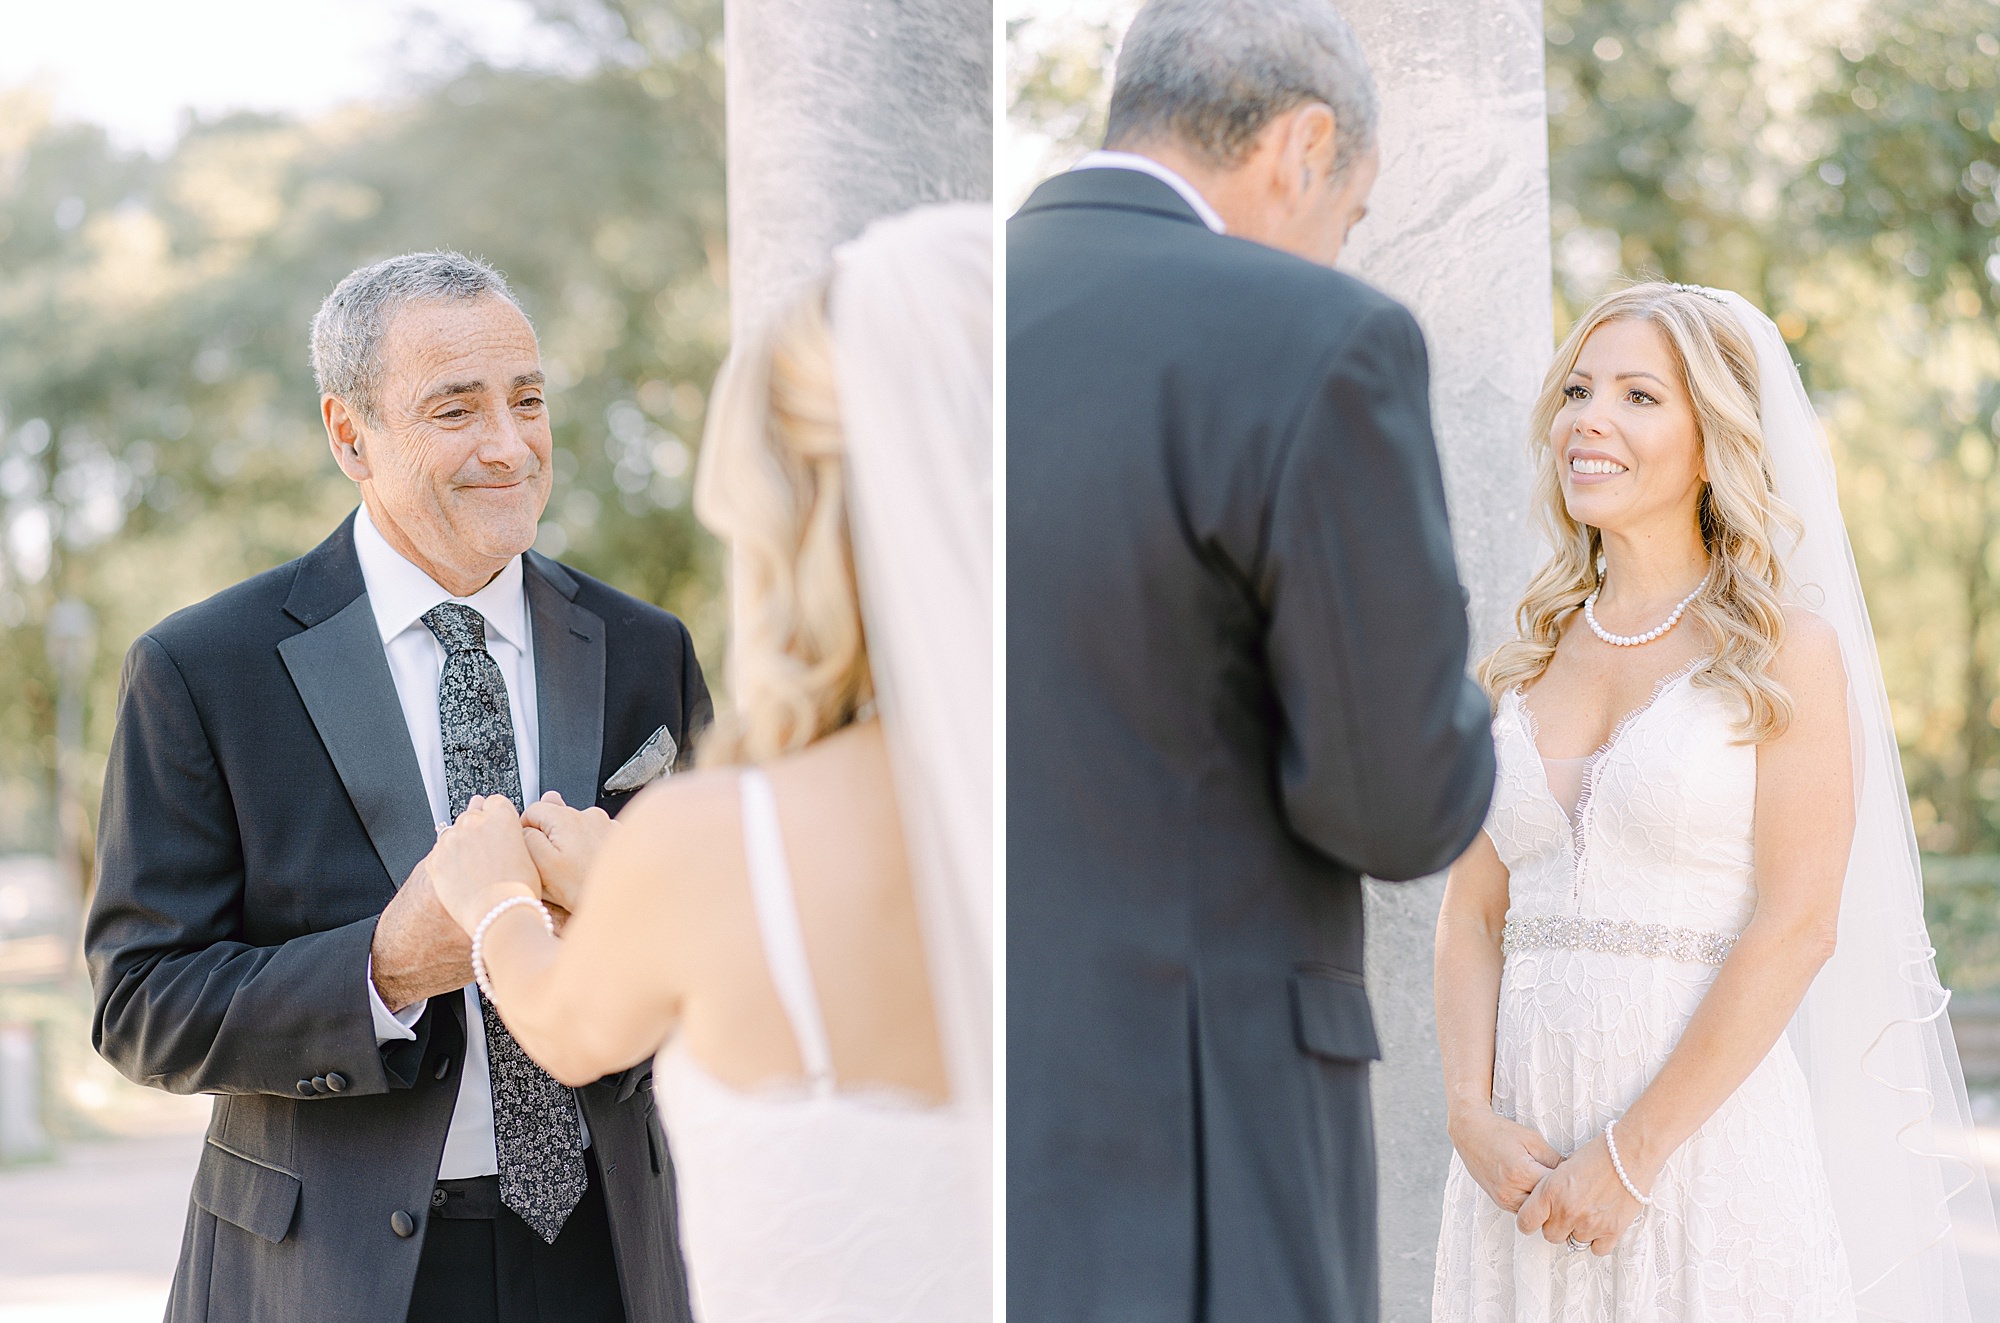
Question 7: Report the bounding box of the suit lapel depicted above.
[526,553,606,809]
[277,516,435,891]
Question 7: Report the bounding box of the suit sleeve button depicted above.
[311,1076,328,1095]
[296,1079,315,1097]
[390,1210,416,1238]
[325,1072,348,1093]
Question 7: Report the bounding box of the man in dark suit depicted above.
[1008,2,1497,1319]
[85,252,707,1323]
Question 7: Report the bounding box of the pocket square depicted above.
[604,724,679,794]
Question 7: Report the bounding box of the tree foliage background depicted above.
[1010,1,2000,875]
[0,0,730,874]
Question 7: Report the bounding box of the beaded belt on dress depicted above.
[1501,914,1738,966]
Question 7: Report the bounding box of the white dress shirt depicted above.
[1072,150,1228,234]
[354,502,586,1178]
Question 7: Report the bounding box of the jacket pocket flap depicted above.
[193,1140,300,1244]
[1290,969,1382,1063]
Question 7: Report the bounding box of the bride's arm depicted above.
[1436,830,1563,1211]
[457,776,728,1085]
[1519,609,1852,1251]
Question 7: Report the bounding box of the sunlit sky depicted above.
[0,0,560,155]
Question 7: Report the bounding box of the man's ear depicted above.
[324,395,370,480]
[1281,102,1338,200]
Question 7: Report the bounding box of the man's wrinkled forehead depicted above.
[377,296,542,400]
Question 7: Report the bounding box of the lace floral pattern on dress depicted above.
[1435,668,1856,1322]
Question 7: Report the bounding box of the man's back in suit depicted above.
[1007,162,1494,1321]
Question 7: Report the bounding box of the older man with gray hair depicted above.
[1008,1,1494,1320]
[87,251,709,1323]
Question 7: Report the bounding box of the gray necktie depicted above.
[424,602,588,1245]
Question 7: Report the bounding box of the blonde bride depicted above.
[1433,281,1993,1322]
[427,203,991,1323]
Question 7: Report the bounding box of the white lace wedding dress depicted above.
[1433,658,1856,1322]
[653,770,987,1322]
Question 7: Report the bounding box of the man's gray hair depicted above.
[1106,0,1378,178]
[310,251,529,421]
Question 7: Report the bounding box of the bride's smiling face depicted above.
[1553,317,1708,537]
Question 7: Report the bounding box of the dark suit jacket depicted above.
[85,512,710,1323]
[1006,168,1496,1323]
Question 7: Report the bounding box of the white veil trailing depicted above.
[827,203,994,1244]
[1703,287,1997,1321]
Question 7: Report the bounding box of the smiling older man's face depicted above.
[337,294,553,595]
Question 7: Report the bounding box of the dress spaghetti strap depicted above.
[739,769,836,1094]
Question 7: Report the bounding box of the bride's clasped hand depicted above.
[1520,1132,1649,1255]
[1449,1109,1654,1257]
[427,793,612,948]
[1446,1108,1559,1217]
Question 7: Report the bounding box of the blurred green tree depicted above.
[1005,6,1131,205]
[1803,0,2000,850]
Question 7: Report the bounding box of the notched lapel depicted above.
[278,595,434,892]
[528,560,606,809]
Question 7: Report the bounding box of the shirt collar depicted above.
[1071,150,1228,234]
[351,502,530,654]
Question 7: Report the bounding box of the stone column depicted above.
[1334,3,1552,1316]
[723,0,992,336]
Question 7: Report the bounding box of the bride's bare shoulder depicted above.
[610,764,743,860]
[765,719,890,793]
[1773,606,1844,677]
[1769,605,1847,730]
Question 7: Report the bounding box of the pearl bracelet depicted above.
[1603,1118,1654,1207]
[470,895,554,1000]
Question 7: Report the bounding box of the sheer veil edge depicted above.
[1708,286,1997,1321]
[827,202,994,1279]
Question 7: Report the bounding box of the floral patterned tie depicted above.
[424,602,588,1244]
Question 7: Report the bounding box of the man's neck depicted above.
[1117,144,1237,221]
[1105,139,1302,255]
[356,492,506,599]
[1078,146,1228,234]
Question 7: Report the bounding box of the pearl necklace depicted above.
[1584,569,1712,647]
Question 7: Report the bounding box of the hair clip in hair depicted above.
[1668,282,1729,305]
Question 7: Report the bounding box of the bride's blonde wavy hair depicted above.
[1479,282,1803,742]
[692,280,873,765]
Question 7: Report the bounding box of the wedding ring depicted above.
[1565,1236,1587,1254]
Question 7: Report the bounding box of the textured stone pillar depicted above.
[723,0,991,336]
[1334,4,1552,1316]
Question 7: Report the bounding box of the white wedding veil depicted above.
[1703,287,1998,1321]
[827,203,994,1241]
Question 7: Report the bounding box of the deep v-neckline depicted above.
[1509,655,1711,868]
